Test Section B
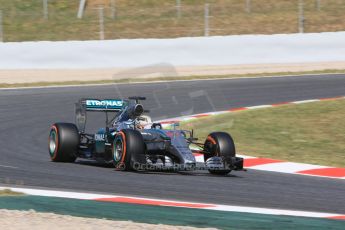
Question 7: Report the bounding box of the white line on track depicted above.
[0,164,18,169]
[292,99,320,104]
[249,162,328,173]
[246,105,273,109]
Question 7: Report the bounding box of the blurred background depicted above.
[1,0,345,42]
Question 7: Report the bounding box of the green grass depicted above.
[181,99,345,167]
[0,189,23,196]
[1,69,345,88]
[1,0,345,41]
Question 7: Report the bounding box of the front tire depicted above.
[204,132,236,175]
[49,123,79,162]
[112,129,146,171]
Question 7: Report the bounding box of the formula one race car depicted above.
[48,97,244,175]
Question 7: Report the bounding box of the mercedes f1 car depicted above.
[48,97,244,175]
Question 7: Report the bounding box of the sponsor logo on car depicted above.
[86,100,123,107]
[95,134,105,141]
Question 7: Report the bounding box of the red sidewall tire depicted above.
[49,123,79,162]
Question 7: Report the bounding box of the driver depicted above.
[136,115,152,129]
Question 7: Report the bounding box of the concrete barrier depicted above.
[1,32,345,83]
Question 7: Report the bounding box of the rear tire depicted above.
[204,132,236,175]
[112,129,146,171]
[49,123,79,162]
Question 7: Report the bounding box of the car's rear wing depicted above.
[75,97,145,133]
[75,99,126,133]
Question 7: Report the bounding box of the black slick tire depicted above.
[204,132,236,175]
[112,129,146,171]
[49,123,79,162]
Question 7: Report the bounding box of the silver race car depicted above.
[49,97,244,175]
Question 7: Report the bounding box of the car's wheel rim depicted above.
[113,138,123,162]
[49,130,57,156]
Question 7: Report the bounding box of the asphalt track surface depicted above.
[0,74,345,214]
